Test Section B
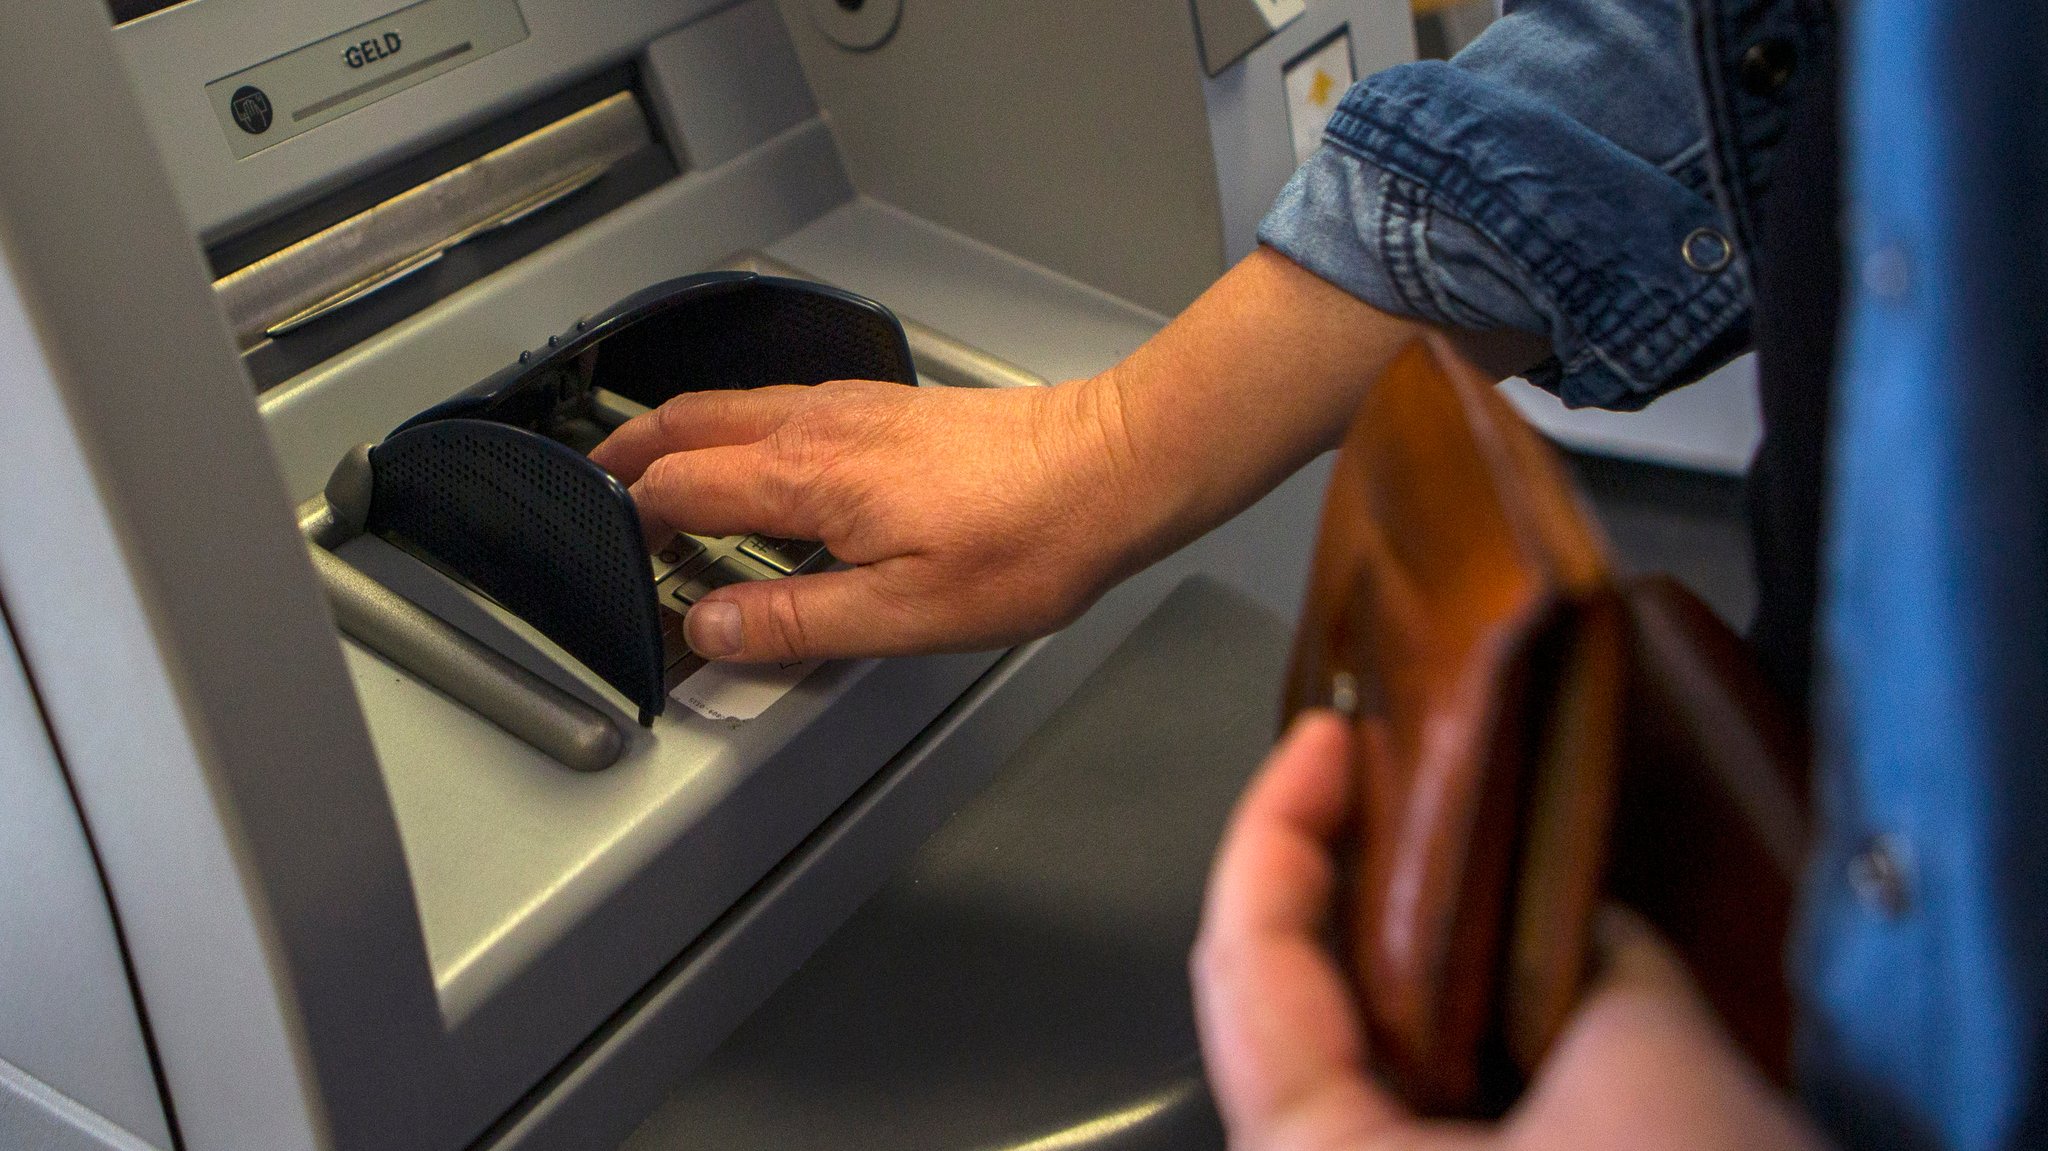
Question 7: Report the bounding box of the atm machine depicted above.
[0,1,1413,1149]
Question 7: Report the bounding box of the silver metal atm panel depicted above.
[0,12,415,1150]
[0,595,170,1150]
[771,0,1406,318]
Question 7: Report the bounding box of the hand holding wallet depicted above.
[1281,337,1809,1115]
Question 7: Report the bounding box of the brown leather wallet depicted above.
[1281,338,1809,1116]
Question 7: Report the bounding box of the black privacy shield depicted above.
[365,272,918,724]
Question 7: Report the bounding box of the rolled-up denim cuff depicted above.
[1324,61,1751,408]
[1265,56,1755,410]
[1260,146,1551,337]
[1259,150,1414,328]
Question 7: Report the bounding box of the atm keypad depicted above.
[652,532,832,692]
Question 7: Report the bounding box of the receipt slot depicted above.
[0,1,1415,1150]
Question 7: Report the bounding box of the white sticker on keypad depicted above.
[671,659,819,723]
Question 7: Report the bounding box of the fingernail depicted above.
[687,601,742,658]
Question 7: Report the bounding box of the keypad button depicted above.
[651,534,706,581]
[704,556,772,587]
[669,556,774,606]
[659,606,693,668]
[740,535,825,573]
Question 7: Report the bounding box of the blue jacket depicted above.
[1259,3,2048,1149]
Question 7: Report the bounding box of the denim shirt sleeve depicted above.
[1259,0,1752,411]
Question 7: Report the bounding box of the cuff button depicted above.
[1848,834,1913,919]
[1682,227,1734,273]
[1740,37,1798,97]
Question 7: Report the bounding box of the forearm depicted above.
[1074,245,1419,574]
[595,248,1423,662]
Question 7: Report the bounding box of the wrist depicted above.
[1050,369,1196,587]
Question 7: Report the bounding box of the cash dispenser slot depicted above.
[211,70,678,390]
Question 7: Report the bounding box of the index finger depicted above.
[590,385,813,483]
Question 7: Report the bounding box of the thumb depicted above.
[1193,713,1413,1150]
[680,565,920,663]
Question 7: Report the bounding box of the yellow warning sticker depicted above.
[1284,32,1357,167]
